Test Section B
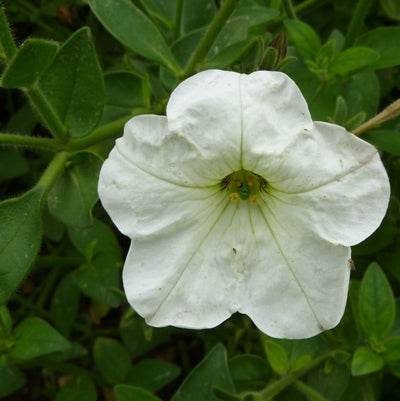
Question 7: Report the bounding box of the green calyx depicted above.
[219,169,267,202]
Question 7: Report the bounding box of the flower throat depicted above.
[219,170,267,204]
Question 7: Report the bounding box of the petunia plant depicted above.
[1,0,400,400]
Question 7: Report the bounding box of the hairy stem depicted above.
[242,352,334,400]
[26,86,68,140]
[294,380,331,401]
[36,151,69,195]
[180,0,241,80]
[68,116,130,150]
[0,133,60,151]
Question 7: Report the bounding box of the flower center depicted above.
[219,170,267,204]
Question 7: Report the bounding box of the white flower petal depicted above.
[122,197,349,339]
[239,202,350,339]
[123,198,242,329]
[239,71,313,173]
[263,122,390,246]
[98,115,220,238]
[167,70,242,173]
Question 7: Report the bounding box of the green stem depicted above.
[282,0,297,19]
[36,151,69,196]
[294,381,331,401]
[174,0,183,39]
[0,4,16,62]
[343,0,372,48]
[68,115,130,150]
[0,133,60,151]
[180,0,241,80]
[294,0,327,13]
[244,352,334,400]
[26,86,68,140]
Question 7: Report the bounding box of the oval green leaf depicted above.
[11,317,71,360]
[171,343,235,401]
[284,19,321,60]
[358,262,396,343]
[115,385,162,401]
[37,28,104,138]
[0,187,44,305]
[89,0,181,74]
[356,27,400,69]
[329,46,380,75]
[351,347,384,376]
[93,337,132,385]
[47,151,102,228]
[1,38,58,88]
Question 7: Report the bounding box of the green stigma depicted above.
[219,169,267,203]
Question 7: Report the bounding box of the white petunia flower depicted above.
[98,70,390,339]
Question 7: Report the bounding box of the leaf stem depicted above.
[0,4,16,62]
[0,133,60,151]
[174,0,183,39]
[36,151,69,196]
[26,86,68,140]
[243,351,334,400]
[353,99,400,135]
[294,380,331,401]
[180,0,241,80]
[343,0,372,49]
[68,116,130,150]
[282,0,297,19]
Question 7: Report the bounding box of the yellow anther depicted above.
[247,176,255,186]
[250,195,259,204]
[230,192,240,201]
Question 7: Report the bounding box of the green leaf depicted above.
[93,337,132,385]
[11,317,71,360]
[50,273,81,337]
[89,0,181,74]
[127,359,181,392]
[228,354,270,392]
[363,129,400,155]
[351,347,384,376]
[0,305,12,339]
[181,0,217,32]
[37,28,104,138]
[1,38,58,88]
[356,27,400,69]
[382,337,400,362]
[74,252,121,307]
[101,71,149,125]
[171,343,235,401]
[329,47,380,75]
[120,315,173,359]
[114,385,162,401]
[284,19,321,60]
[68,218,122,258]
[47,151,102,228]
[0,153,29,184]
[55,375,97,401]
[307,363,350,401]
[0,358,26,398]
[139,0,176,28]
[358,263,396,343]
[262,339,289,375]
[0,187,44,305]
[345,71,380,119]
[381,0,400,20]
